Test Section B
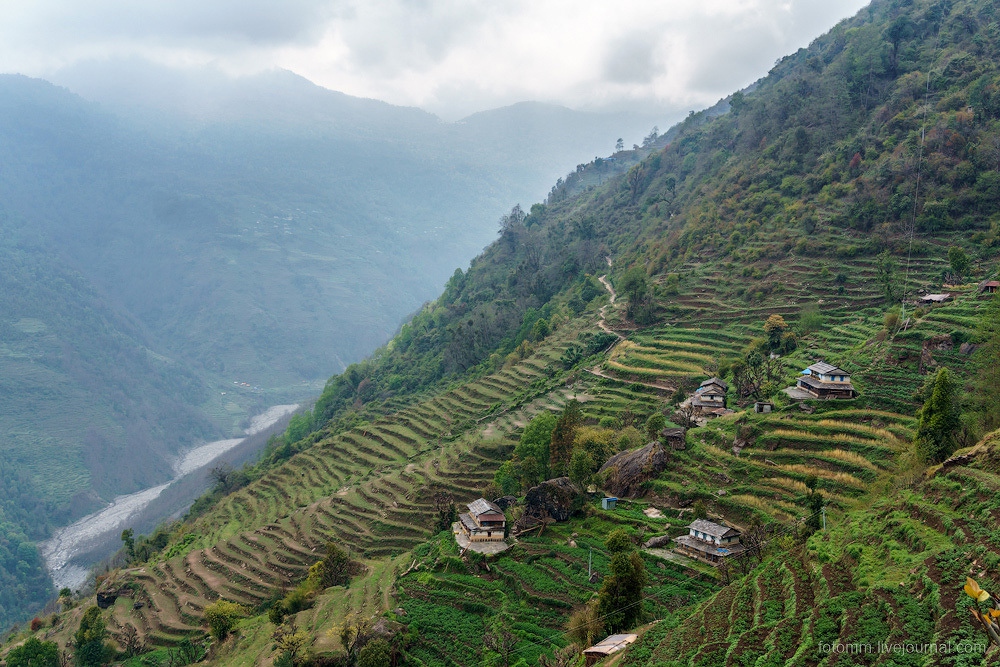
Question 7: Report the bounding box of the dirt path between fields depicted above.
[585,273,675,392]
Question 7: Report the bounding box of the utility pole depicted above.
[588,547,592,579]
[822,505,827,531]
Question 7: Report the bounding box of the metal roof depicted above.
[467,498,503,517]
[688,518,740,538]
[700,377,729,390]
[806,362,848,376]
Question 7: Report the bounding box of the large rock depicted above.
[521,477,582,523]
[96,590,119,609]
[661,428,687,450]
[643,534,673,549]
[599,441,670,497]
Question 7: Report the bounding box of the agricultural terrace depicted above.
[623,429,1000,666]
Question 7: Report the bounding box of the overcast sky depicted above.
[1,0,870,120]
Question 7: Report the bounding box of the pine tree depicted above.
[549,400,582,477]
[915,367,960,464]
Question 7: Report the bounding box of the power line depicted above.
[901,32,941,319]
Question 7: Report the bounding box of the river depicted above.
[39,404,299,591]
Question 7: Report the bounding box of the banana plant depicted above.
[965,578,1000,645]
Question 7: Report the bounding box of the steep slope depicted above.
[10,0,1000,660]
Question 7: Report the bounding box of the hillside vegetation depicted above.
[7,0,1000,663]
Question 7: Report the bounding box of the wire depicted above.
[901,31,941,317]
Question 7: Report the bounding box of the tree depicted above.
[74,607,112,667]
[120,528,135,562]
[314,542,353,588]
[619,267,652,322]
[596,539,647,633]
[549,400,582,476]
[732,349,782,401]
[339,616,372,662]
[645,414,666,442]
[203,600,245,640]
[483,620,519,667]
[948,246,971,281]
[915,367,961,464]
[433,490,458,533]
[568,448,595,489]
[763,314,789,350]
[615,138,624,152]
[357,638,392,667]
[7,637,60,667]
[514,413,557,481]
[498,204,526,250]
[605,529,634,554]
[642,126,659,147]
[875,251,900,303]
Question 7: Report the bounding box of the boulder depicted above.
[521,477,582,523]
[494,495,518,510]
[599,441,670,497]
[643,534,673,549]
[96,590,118,609]
[661,427,687,450]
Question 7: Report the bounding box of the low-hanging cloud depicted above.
[0,0,869,118]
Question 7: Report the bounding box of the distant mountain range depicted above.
[0,63,662,624]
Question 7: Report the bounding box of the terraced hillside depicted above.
[623,430,1000,667]
[94,318,603,648]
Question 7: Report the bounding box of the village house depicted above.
[457,498,506,542]
[920,293,952,304]
[691,377,728,415]
[673,518,745,565]
[796,362,856,400]
[979,280,999,295]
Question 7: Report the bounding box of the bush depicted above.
[357,638,391,667]
[204,600,245,640]
[7,637,59,667]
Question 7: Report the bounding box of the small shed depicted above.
[583,634,638,666]
[920,293,952,303]
[754,401,774,414]
[980,280,1000,294]
[601,497,618,510]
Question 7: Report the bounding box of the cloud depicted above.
[0,0,870,118]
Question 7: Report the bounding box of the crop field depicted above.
[624,431,1000,666]
[600,327,750,389]
[395,505,716,666]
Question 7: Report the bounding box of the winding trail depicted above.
[596,274,625,340]
[585,272,676,392]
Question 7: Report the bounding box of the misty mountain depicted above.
[0,63,662,623]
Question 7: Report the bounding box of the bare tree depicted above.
[483,624,519,667]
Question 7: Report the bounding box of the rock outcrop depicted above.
[513,478,582,533]
[599,441,670,497]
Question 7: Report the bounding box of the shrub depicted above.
[6,637,59,667]
[204,600,245,640]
